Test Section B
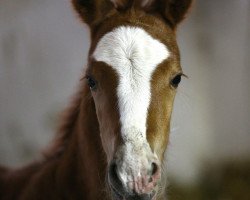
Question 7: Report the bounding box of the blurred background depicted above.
[0,0,249,199]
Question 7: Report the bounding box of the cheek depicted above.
[92,94,121,162]
[100,129,116,162]
[146,92,176,160]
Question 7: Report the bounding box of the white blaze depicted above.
[93,26,169,143]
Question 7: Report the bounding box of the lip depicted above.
[108,162,157,200]
[109,183,156,200]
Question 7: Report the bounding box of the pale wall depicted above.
[0,0,249,184]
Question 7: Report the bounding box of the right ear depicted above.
[71,0,115,27]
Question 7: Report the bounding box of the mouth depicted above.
[108,170,156,200]
[110,187,156,200]
[108,162,157,200]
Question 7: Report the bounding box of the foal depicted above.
[0,0,193,199]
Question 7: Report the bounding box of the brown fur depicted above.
[86,7,182,163]
[0,83,110,200]
[0,1,192,199]
[72,0,193,29]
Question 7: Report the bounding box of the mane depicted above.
[43,79,90,160]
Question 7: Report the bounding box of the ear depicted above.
[110,0,193,27]
[161,0,193,27]
[72,0,193,27]
[71,0,115,27]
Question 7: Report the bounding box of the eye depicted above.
[171,74,182,88]
[86,75,97,90]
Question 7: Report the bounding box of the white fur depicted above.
[93,26,169,141]
[93,26,169,186]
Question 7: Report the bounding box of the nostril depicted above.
[108,162,125,197]
[109,162,118,178]
[148,162,160,182]
[109,162,120,185]
[151,162,158,176]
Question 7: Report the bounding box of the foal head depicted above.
[72,0,192,199]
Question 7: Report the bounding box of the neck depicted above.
[51,83,109,200]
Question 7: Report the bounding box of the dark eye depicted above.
[171,74,182,88]
[86,75,97,90]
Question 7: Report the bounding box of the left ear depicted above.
[72,0,115,27]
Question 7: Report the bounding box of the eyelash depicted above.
[171,73,186,88]
[86,75,97,90]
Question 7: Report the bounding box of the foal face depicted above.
[72,0,192,199]
[87,13,182,198]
